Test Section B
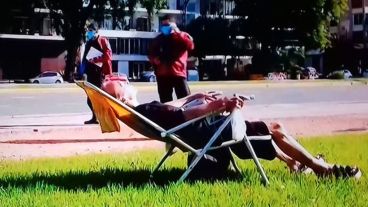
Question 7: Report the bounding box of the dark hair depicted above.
[87,22,99,31]
[162,14,175,22]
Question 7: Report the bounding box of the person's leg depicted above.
[272,142,301,172]
[173,76,190,99]
[236,121,302,172]
[85,97,98,124]
[84,68,102,124]
[268,122,333,175]
[156,76,173,103]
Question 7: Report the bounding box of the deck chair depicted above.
[76,81,270,185]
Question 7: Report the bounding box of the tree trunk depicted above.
[147,13,152,32]
[63,21,83,82]
[130,14,134,29]
[64,43,78,82]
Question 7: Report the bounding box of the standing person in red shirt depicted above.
[148,15,194,103]
[82,22,112,124]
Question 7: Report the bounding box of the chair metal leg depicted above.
[229,153,241,175]
[178,115,233,182]
[150,145,175,178]
[243,136,270,185]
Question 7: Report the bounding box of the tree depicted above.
[139,0,167,32]
[127,0,138,29]
[187,17,231,57]
[46,0,93,82]
[46,0,124,82]
[110,0,126,30]
[233,0,348,50]
[1,0,128,81]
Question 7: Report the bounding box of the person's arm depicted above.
[91,37,112,65]
[164,93,206,108]
[182,97,244,121]
[172,32,194,51]
[165,91,222,108]
[148,37,161,66]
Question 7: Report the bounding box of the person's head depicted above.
[86,22,99,41]
[160,15,177,36]
[102,80,139,107]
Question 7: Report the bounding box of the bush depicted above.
[327,70,345,79]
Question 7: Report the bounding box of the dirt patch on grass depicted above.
[0,114,367,160]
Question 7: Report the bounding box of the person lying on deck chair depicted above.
[101,81,362,179]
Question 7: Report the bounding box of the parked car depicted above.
[362,69,368,78]
[140,68,200,82]
[342,69,353,79]
[326,69,353,79]
[29,71,64,84]
[140,71,156,82]
[187,67,199,81]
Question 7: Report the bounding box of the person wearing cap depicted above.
[82,22,113,124]
[148,15,194,103]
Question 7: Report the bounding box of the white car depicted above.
[327,69,353,79]
[342,69,353,79]
[29,71,64,84]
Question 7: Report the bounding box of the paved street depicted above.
[0,80,367,118]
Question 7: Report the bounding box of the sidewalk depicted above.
[0,113,144,141]
[0,113,164,160]
[1,111,367,160]
[1,79,367,90]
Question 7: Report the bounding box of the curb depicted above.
[0,79,367,90]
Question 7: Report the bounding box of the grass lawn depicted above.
[0,133,367,207]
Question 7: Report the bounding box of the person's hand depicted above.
[170,22,180,33]
[224,96,245,112]
[204,91,222,103]
[188,91,222,104]
[88,56,101,63]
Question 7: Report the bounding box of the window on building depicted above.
[116,38,152,55]
[129,61,150,79]
[352,0,363,8]
[109,38,117,54]
[112,60,118,73]
[223,0,235,16]
[104,15,113,30]
[353,31,364,43]
[330,20,338,27]
[139,39,149,55]
[187,2,196,12]
[354,13,364,25]
[136,17,148,31]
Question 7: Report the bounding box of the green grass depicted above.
[0,133,367,207]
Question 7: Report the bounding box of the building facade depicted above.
[329,0,368,74]
[0,0,202,81]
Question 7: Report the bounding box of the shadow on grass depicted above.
[0,167,245,190]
